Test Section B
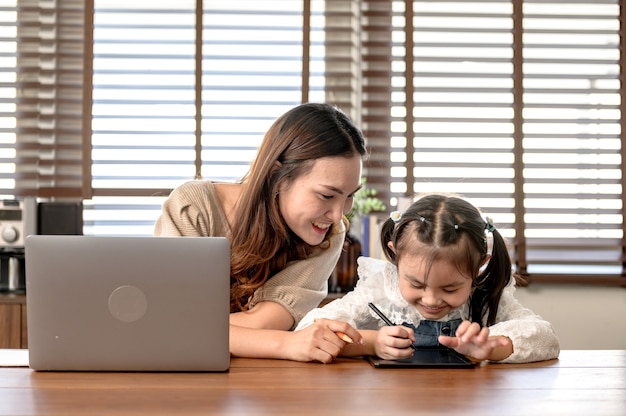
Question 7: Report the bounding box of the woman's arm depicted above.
[229,302,363,362]
[230,300,294,330]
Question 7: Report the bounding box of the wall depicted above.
[514,284,626,350]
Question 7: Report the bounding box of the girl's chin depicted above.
[418,307,448,320]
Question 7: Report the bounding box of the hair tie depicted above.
[390,211,402,223]
[485,217,496,233]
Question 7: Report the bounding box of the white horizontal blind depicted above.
[521,0,621,275]
[87,0,196,235]
[0,0,18,197]
[4,0,625,282]
[200,0,308,181]
[85,0,328,235]
[391,1,516,231]
[386,0,623,279]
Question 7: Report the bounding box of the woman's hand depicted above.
[289,318,364,363]
[372,325,415,360]
[437,320,513,362]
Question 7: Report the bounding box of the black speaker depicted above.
[37,202,83,235]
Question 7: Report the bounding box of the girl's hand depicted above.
[373,325,415,360]
[289,318,363,363]
[437,320,513,362]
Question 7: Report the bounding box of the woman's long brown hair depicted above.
[229,103,366,312]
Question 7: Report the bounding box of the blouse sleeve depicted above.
[488,282,561,363]
[296,257,391,331]
[250,222,346,329]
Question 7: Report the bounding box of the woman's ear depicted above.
[271,161,285,192]
[270,160,283,176]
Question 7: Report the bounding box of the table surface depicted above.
[0,350,624,416]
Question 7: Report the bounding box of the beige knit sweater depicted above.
[154,180,345,327]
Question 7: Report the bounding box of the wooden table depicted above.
[0,350,624,415]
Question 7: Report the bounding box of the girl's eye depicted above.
[321,194,333,200]
[443,289,459,294]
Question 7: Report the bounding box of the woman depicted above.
[155,103,366,362]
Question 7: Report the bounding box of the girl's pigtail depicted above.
[380,217,397,263]
[472,228,511,326]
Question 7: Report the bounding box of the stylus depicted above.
[367,302,394,326]
[368,302,416,350]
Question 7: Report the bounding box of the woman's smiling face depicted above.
[277,154,362,246]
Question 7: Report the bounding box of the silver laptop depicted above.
[25,235,230,372]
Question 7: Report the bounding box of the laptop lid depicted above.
[25,235,230,372]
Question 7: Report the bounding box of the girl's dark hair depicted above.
[380,193,521,326]
[230,103,367,312]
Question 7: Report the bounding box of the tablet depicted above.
[366,347,476,369]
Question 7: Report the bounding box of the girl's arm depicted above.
[476,283,560,363]
[339,327,416,360]
[438,321,514,361]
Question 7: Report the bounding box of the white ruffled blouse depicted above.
[296,257,560,363]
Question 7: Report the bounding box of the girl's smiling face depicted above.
[396,252,473,320]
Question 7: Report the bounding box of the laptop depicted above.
[25,235,230,372]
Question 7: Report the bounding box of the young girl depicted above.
[155,103,365,362]
[296,193,560,363]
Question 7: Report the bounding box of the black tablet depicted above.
[366,347,476,369]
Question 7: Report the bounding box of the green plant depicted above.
[346,179,386,222]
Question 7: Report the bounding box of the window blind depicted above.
[392,0,517,234]
[374,0,623,282]
[520,0,622,279]
[87,0,196,234]
[1,0,91,200]
[359,0,393,200]
[200,0,308,181]
[85,0,327,235]
[3,0,625,284]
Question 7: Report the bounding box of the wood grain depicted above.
[0,350,623,415]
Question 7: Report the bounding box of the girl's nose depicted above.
[421,288,439,306]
